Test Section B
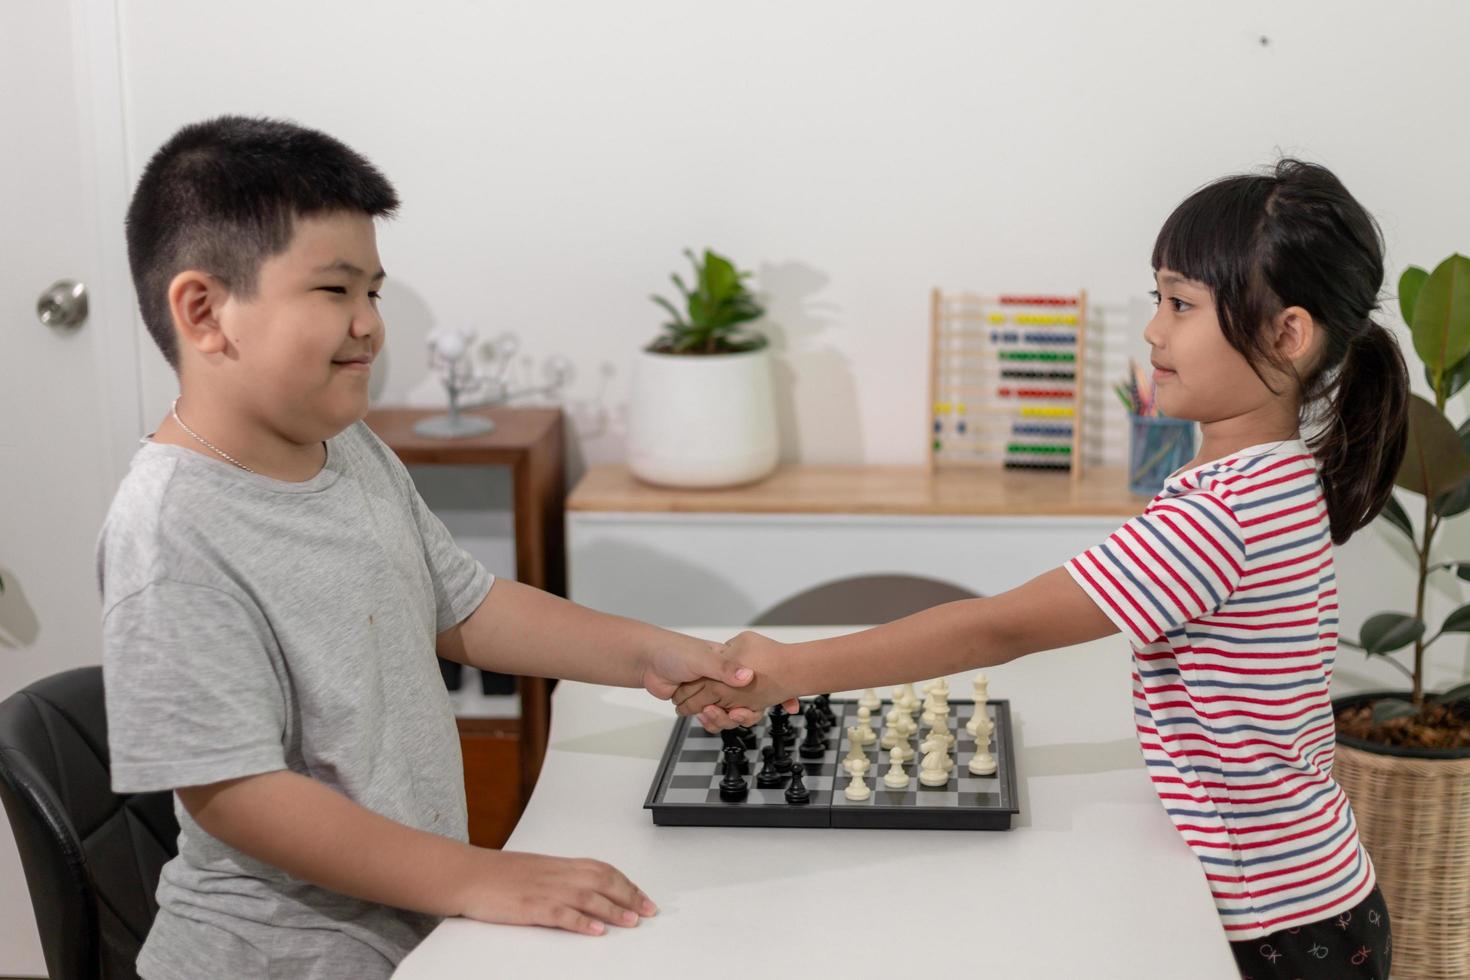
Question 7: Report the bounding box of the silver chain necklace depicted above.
[170,397,256,474]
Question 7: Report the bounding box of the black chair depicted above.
[0,666,179,980]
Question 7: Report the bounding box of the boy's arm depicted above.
[677,567,1118,718]
[177,769,656,935]
[435,578,794,719]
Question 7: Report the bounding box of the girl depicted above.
[674,159,1409,979]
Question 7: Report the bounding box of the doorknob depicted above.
[36,279,88,329]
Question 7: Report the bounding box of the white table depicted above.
[395,628,1241,979]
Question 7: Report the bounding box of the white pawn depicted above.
[854,706,877,745]
[890,734,914,763]
[880,706,905,749]
[859,688,881,711]
[883,748,909,788]
[896,711,918,738]
[919,748,950,786]
[845,770,871,801]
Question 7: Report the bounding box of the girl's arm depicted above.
[675,567,1118,717]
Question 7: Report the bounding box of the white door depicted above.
[1,1,139,973]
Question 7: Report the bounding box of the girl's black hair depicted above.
[1151,159,1409,546]
[126,116,399,368]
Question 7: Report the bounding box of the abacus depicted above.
[927,289,1088,481]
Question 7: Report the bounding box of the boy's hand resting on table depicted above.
[464,850,659,936]
[672,631,799,730]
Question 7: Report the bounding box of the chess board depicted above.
[644,698,1018,830]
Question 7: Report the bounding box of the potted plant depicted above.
[1334,253,1470,980]
[627,248,779,488]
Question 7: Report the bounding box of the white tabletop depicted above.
[395,628,1241,978]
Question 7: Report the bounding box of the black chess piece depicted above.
[719,746,749,802]
[720,729,751,774]
[813,693,836,731]
[735,724,757,750]
[771,725,793,773]
[755,745,785,788]
[769,705,796,748]
[799,705,827,759]
[784,763,811,805]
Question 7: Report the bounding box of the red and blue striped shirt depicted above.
[1065,438,1373,940]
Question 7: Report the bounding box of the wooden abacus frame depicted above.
[927,288,1088,483]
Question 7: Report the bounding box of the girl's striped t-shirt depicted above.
[1064,438,1373,940]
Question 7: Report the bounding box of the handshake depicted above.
[647,631,800,731]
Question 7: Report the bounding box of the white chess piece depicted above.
[922,700,951,728]
[968,743,998,776]
[898,684,921,714]
[880,706,905,749]
[844,770,871,801]
[890,736,914,763]
[896,711,918,738]
[935,677,950,697]
[859,688,881,711]
[854,706,877,745]
[883,748,909,788]
[843,729,869,774]
[919,748,950,786]
[968,702,993,738]
[972,672,989,704]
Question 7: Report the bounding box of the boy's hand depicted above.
[462,850,658,936]
[672,631,798,728]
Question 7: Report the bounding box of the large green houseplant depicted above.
[1332,253,1470,980]
[628,248,779,488]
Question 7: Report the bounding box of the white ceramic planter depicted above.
[627,346,779,488]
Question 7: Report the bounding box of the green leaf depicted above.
[1433,682,1470,705]
[1446,351,1470,400]
[1437,476,1470,517]
[1371,698,1419,725]
[1439,602,1470,634]
[1410,254,1470,390]
[1396,394,1470,498]
[1358,612,1426,654]
[1379,493,1414,541]
[700,250,740,303]
[1399,265,1428,328]
[651,295,687,328]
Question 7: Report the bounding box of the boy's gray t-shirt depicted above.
[98,421,494,980]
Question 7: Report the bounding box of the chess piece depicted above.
[859,688,881,711]
[771,726,793,773]
[769,704,797,748]
[968,703,993,739]
[853,706,877,746]
[890,736,914,764]
[784,763,811,805]
[719,746,749,801]
[919,748,950,787]
[972,673,989,705]
[898,684,921,714]
[880,706,905,750]
[843,728,869,774]
[800,706,828,759]
[883,748,909,788]
[720,730,750,774]
[756,745,786,787]
[814,693,837,730]
[844,770,871,801]
[968,743,998,776]
[736,724,758,750]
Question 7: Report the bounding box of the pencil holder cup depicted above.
[1128,416,1196,496]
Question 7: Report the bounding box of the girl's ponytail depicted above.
[1309,319,1410,545]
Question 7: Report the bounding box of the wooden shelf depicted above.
[569,464,1145,518]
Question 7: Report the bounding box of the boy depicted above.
[101,116,758,980]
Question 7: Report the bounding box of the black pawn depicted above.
[769,705,795,747]
[720,730,750,774]
[784,763,811,806]
[755,745,785,788]
[719,746,749,802]
[735,725,757,750]
[799,705,827,759]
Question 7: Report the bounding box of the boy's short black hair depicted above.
[125,115,399,367]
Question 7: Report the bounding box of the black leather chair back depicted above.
[0,666,179,980]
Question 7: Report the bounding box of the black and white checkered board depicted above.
[644,699,1018,830]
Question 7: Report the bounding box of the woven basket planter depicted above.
[1334,693,1470,980]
